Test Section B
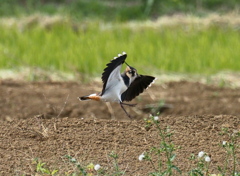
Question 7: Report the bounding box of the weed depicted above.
[188,127,240,176]
[64,155,105,176]
[64,155,88,176]
[188,151,211,176]
[141,114,181,175]
[34,158,58,175]
[108,151,126,176]
[218,128,240,176]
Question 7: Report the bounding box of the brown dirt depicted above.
[0,80,239,175]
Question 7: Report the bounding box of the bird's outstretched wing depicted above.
[121,75,156,102]
[101,52,127,94]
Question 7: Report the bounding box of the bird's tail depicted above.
[78,93,101,101]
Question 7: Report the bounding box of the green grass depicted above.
[0,21,240,76]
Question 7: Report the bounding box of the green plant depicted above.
[64,155,104,176]
[108,151,126,176]
[34,158,58,175]
[64,155,87,176]
[218,128,240,176]
[188,127,240,176]
[140,114,181,175]
[188,151,211,176]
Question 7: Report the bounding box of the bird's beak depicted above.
[125,62,135,70]
[125,62,130,67]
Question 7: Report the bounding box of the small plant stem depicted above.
[166,157,173,176]
[149,158,158,172]
[57,94,69,118]
[114,157,120,173]
[205,161,210,176]
[232,142,236,175]
[156,123,173,176]
[156,123,165,141]
[158,153,162,173]
[223,151,230,175]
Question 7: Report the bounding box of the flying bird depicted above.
[79,52,156,118]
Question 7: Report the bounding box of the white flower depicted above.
[153,116,159,121]
[205,156,211,162]
[198,151,205,158]
[70,157,77,162]
[94,164,101,171]
[222,141,227,146]
[138,153,145,161]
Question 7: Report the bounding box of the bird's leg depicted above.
[120,103,132,118]
[120,102,137,107]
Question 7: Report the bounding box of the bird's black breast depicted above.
[121,74,130,87]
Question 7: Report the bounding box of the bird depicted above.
[79,52,156,118]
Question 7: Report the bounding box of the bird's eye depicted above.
[128,70,135,76]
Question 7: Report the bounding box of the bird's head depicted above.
[125,65,138,83]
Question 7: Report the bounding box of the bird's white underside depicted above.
[101,64,127,103]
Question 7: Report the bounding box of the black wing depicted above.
[121,75,156,102]
[101,52,127,92]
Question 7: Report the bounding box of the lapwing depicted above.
[79,52,156,118]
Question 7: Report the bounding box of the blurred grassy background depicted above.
[0,0,240,79]
[0,0,239,20]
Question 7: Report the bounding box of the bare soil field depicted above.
[0,80,239,175]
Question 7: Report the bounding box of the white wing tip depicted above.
[146,77,157,89]
[113,52,127,59]
[153,77,157,83]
